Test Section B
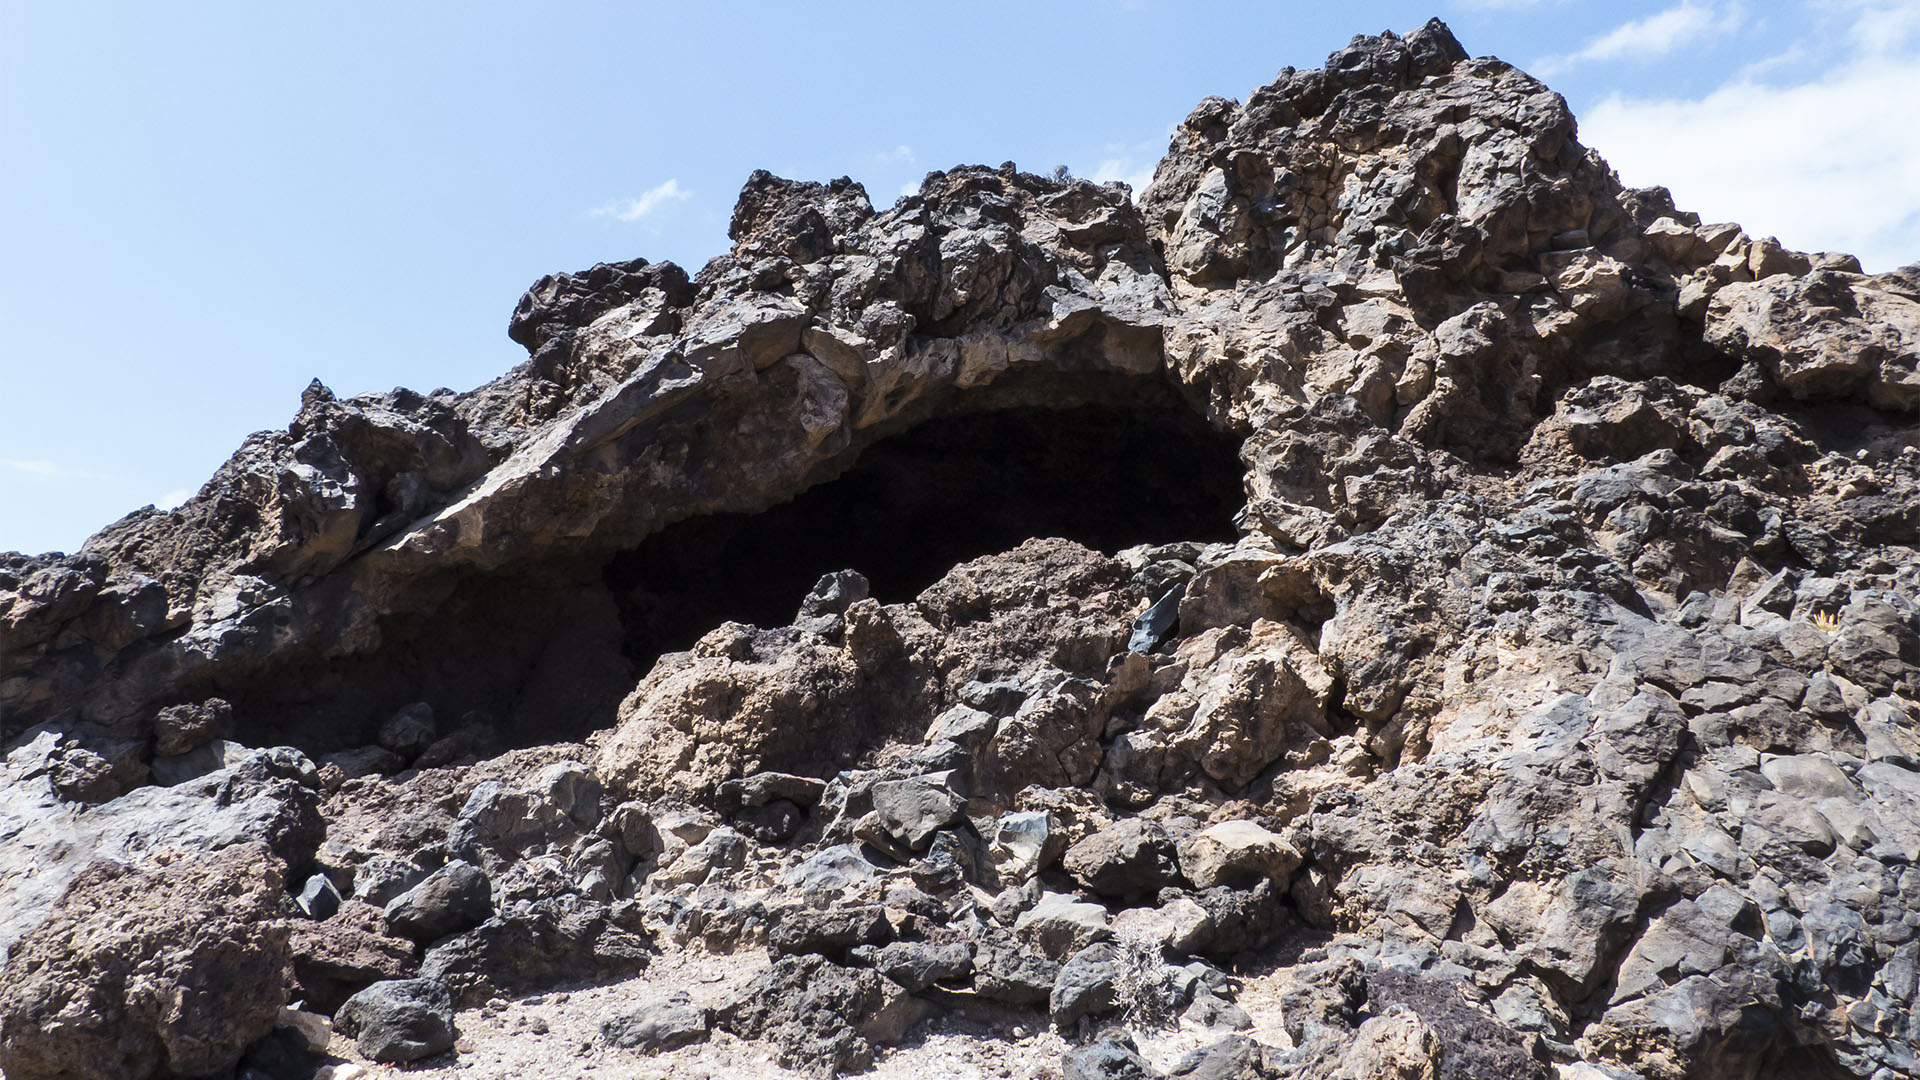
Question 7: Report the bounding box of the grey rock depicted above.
[799,570,870,617]
[1063,818,1179,898]
[717,770,828,810]
[974,933,1061,1006]
[383,860,491,944]
[1129,585,1185,654]
[769,904,892,959]
[1051,941,1124,1029]
[1166,1035,1271,1079]
[333,978,456,1064]
[1177,820,1300,889]
[987,810,1068,885]
[151,698,230,757]
[296,873,342,921]
[377,702,437,760]
[0,844,291,1080]
[600,1001,710,1052]
[1064,1032,1161,1080]
[785,843,882,892]
[1015,892,1113,960]
[420,895,650,1006]
[870,776,966,851]
[870,940,972,992]
[717,954,926,1077]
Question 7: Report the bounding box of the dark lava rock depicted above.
[334,978,456,1064]
[383,860,491,944]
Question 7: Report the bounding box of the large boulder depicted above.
[0,843,292,1080]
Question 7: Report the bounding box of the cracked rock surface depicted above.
[5,17,1920,1080]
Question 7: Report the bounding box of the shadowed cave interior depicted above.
[236,399,1247,752]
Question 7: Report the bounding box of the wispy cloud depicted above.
[1536,1,1746,73]
[155,488,193,510]
[590,179,692,223]
[873,145,916,165]
[1090,157,1156,197]
[1581,1,1920,271]
[1831,0,1920,55]
[1,458,105,480]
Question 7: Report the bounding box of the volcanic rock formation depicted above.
[6,17,1920,1080]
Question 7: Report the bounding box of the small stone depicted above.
[152,698,231,757]
[769,904,892,958]
[870,941,973,992]
[1112,897,1213,955]
[277,1006,333,1053]
[974,935,1062,1006]
[296,873,343,921]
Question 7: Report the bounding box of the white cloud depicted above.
[155,488,193,510]
[0,458,104,480]
[1090,157,1156,198]
[873,145,916,165]
[1581,14,1920,271]
[1833,0,1920,55]
[1537,2,1746,73]
[590,179,692,223]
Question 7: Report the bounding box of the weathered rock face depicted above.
[4,16,1920,1080]
[0,843,292,1080]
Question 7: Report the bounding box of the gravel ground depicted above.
[307,944,1298,1079]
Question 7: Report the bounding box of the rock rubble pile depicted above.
[5,18,1920,1080]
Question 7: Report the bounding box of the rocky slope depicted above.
[5,17,1920,1080]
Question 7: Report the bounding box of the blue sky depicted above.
[4,1,1918,555]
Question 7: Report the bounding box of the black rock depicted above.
[334,978,456,1064]
[974,934,1060,1006]
[383,860,491,944]
[377,702,437,760]
[870,940,973,992]
[769,903,893,959]
[1128,584,1185,653]
[1064,1032,1161,1080]
[295,873,342,921]
[1051,942,1124,1030]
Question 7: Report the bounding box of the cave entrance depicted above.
[604,400,1246,682]
[235,394,1246,755]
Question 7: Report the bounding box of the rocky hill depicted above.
[5,18,1920,1080]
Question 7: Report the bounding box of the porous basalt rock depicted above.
[0,843,292,1080]
[4,16,1920,1080]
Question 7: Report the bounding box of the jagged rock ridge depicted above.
[5,18,1920,1080]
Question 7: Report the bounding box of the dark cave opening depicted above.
[604,401,1247,674]
[236,397,1246,755]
